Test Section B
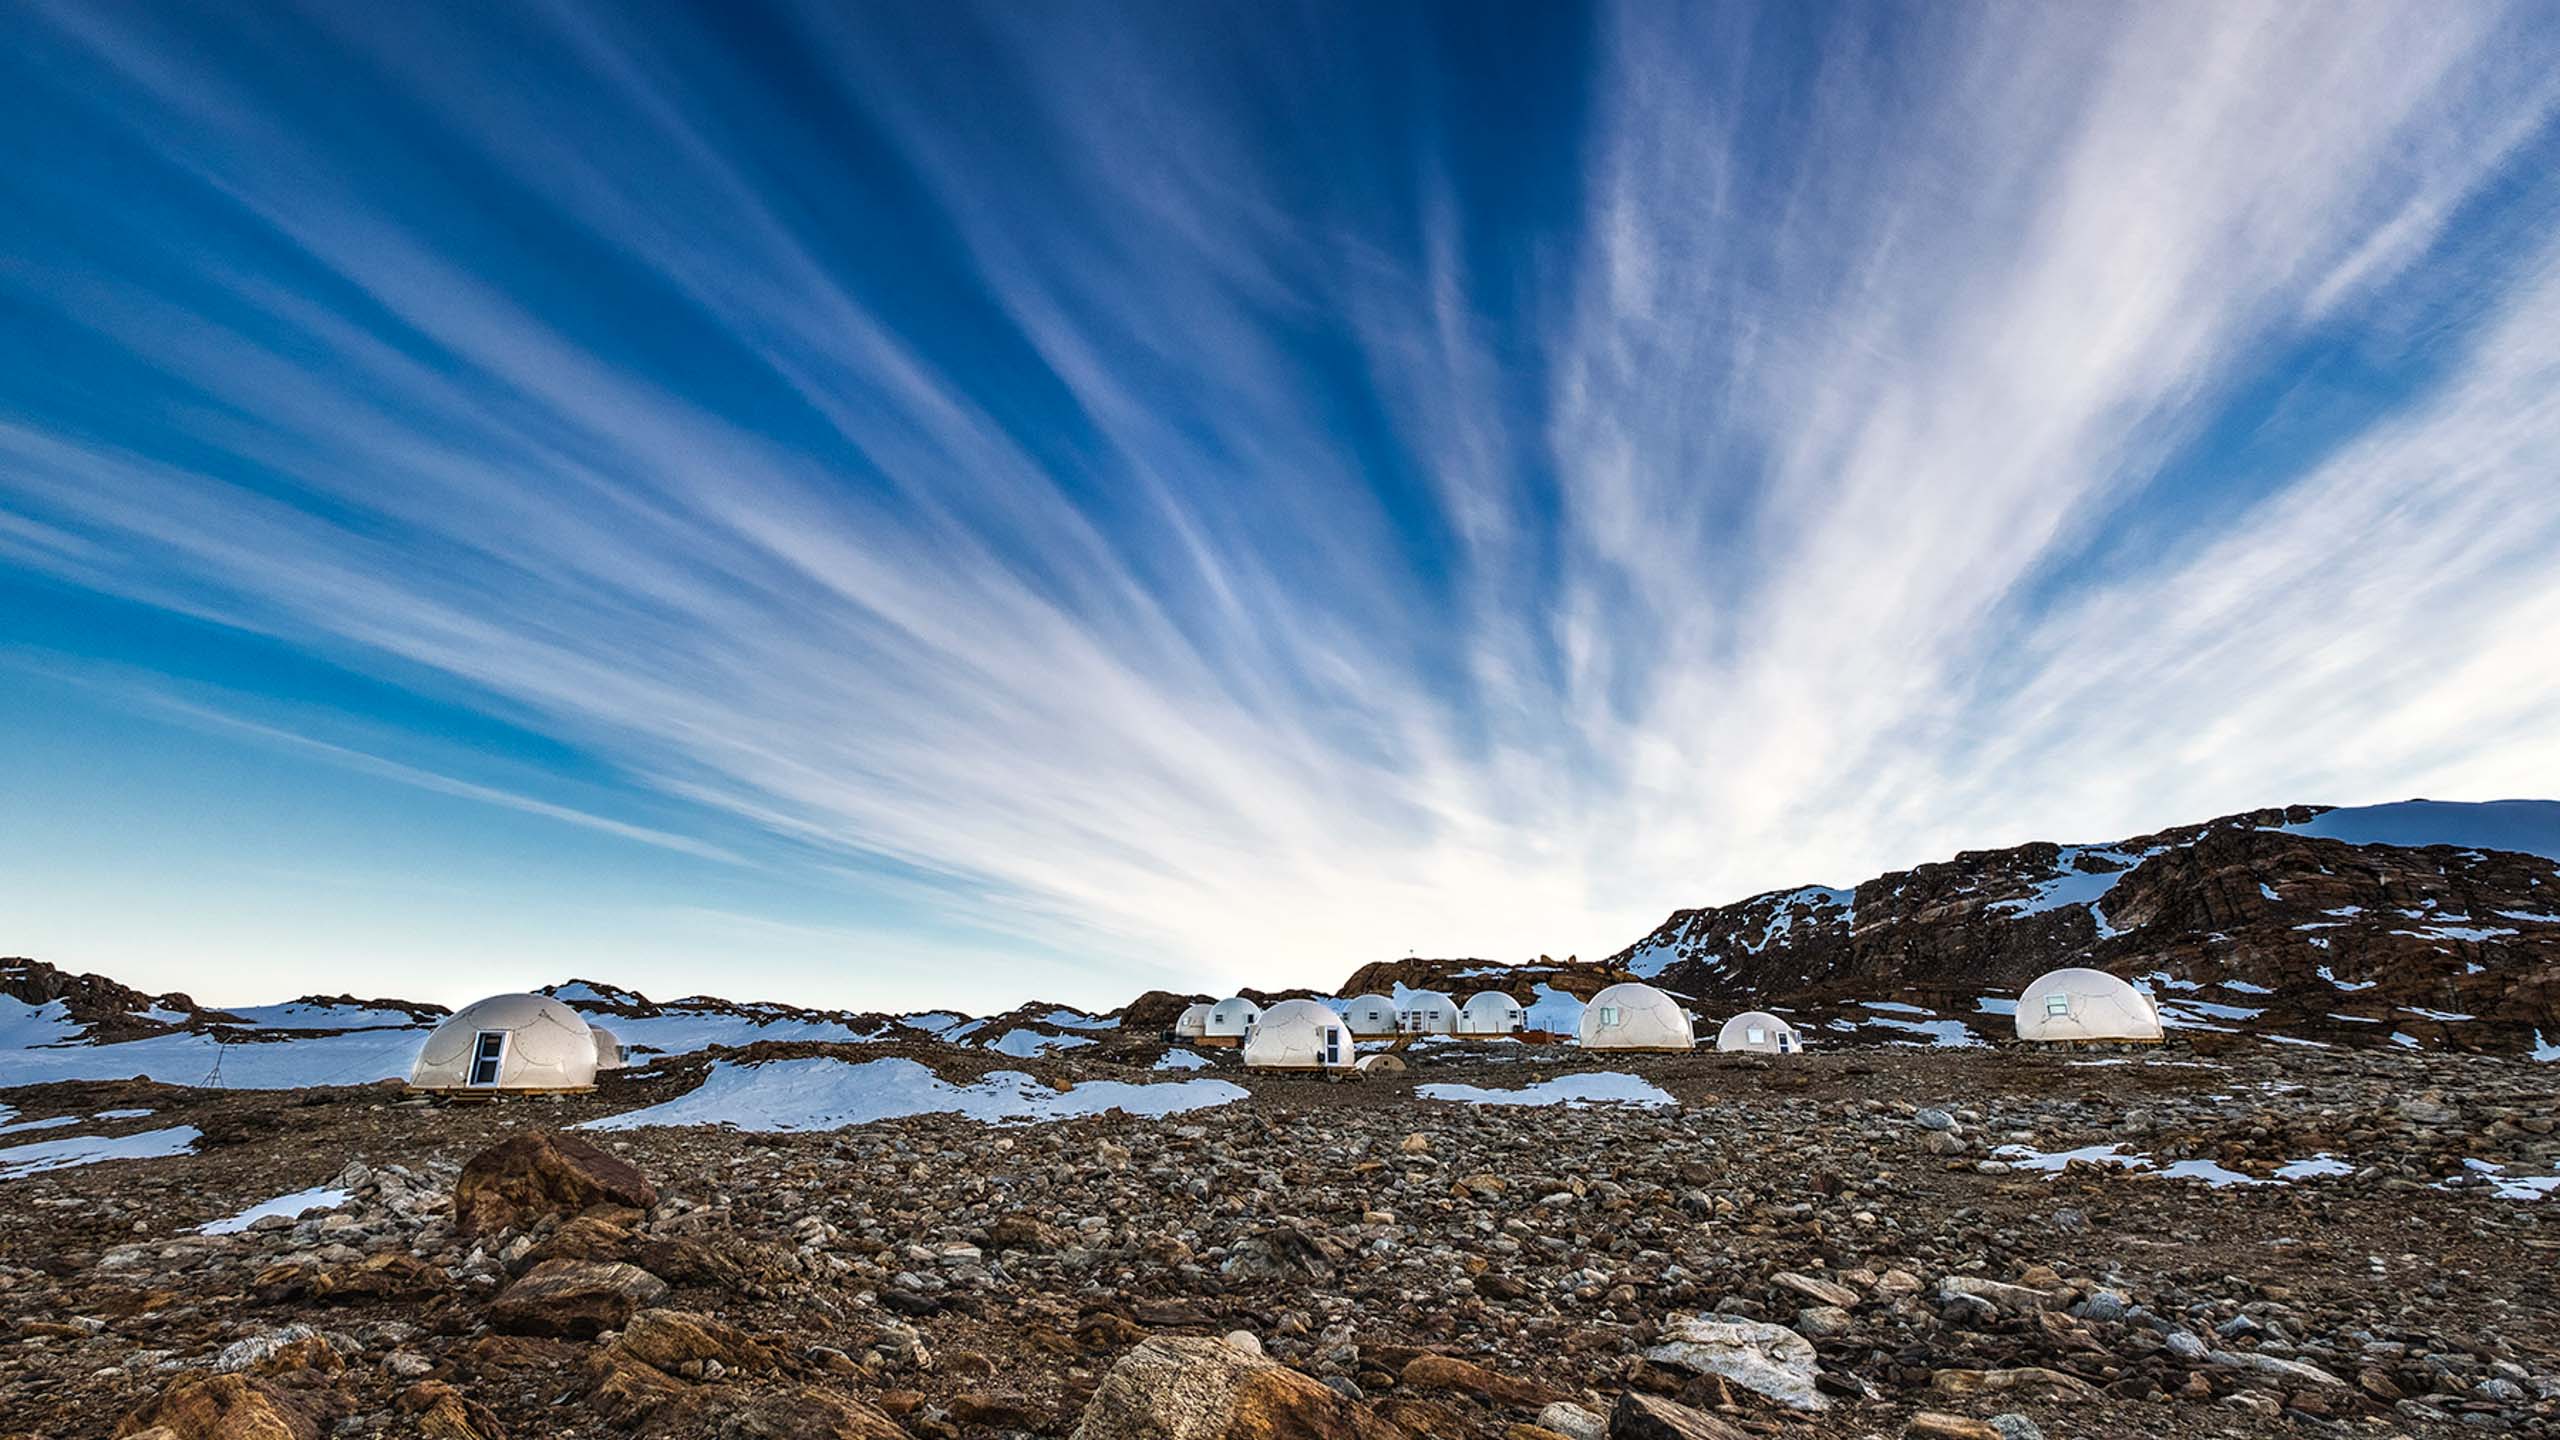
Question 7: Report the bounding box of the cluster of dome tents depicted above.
[1174,966,2165,1071]
[404,967,2165,1094]
[1171,982,1791,1071]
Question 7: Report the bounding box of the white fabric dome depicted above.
[1397,990,1458,1035]
[589,1025,627,1071]
[1173,1003,1213,1038]
[1242,999,1355,1069]
[1577,982,1695,1051]
[1340,994,1400,1037]
[1205,997,1261,1037]
[1714,1011,1800,1054]
[1459,990,1525,1035]
[2015,968,2163,1042]
[411,993,598,1092]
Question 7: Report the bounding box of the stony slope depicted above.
[1605,801,2560,1055]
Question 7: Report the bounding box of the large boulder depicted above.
[1071,1336,1407,1439]
[1608,1393,1751,1440]
[454,1131,657,1236]
[113,1373,330,1440]
[1641,1316,1829,1413]
[487,1259,668,1338]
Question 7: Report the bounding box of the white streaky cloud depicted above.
[0,4,2555,1008]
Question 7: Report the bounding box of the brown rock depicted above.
[453,1131,657,1236]
[1904,1415,2002,1440]
[1399,1354,1562,1407]
[114,1373,321,1440]
[1606,1392,1749,1440]
[397,1381,508,1440]
[1072,1335,1408,1439]
[721,1384,915,1439]
[487,1259,668,1338]
[1928,1367,2099,1399]
[616,1307,779,1373]
[586,1355,699,1430]
[949,1393,1046,1429]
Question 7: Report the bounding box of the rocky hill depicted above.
[1607,800,2560,1055]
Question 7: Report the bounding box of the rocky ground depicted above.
[3,1036,2556,1440]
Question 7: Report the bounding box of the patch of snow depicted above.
[1856,1015,1984,1048]
[1150,1049,1212,1071]
[1416,1073,1676,1109]
[985,1029,1094,1058]
[2314,966,2375,992]
[0,1027,432,1090]
[2496,909,2560,923]
[1859,1000,1926,1014]
[1993,1143,2149,1173]
[2450,1159,2560,1202]
[1,1125,203,1180]
[2263,1034,2330,1048]
[199,1185,352,1235]
[2154,1158,2273,1188]
[583,1057,1245,1133]
[594,1007,887,1057]
[1974,996,2018,1017]
[2397,1007,2473,1022]
[2258,882,2281,901]
[218,1001,427,1031]
[0,997,79,1049]
[2276,1155,2352,1181]
[94,1108,156,1120]
[2534,1032,2559,1062]
[1039,1009,1120,1031]
[2402,925,2516,943]
[2322,905,2365,917]
[0,1115,78,1138]
[2389,1032,2422,1049]
[2161,1000,2265,1021]
[2217,980,2273,995]
[1523,984,1586,1034]
[2324,1013,2383,1024]
[2137,971,2200,992]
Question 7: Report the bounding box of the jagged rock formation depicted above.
[1607,804,2560,1054]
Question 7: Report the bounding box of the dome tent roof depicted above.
[1577,982,1695,1051]
[1242,999,1354,1068]
[411,993,598,1092]
[1204,997,1261,1036]
[1173,1003,1213,1037]
[2015,967,2162,1042]
[1714,1010,1800,1054]
[1459,990,1524,1034]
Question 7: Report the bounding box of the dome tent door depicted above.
[467,1031,509,1086]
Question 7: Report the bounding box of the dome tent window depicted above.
[1597,1006,1619,1026]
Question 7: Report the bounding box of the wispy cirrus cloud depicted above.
[1,1,2556,1008]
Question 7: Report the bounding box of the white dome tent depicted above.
[1577,982,1695,1051]
[1202,997,1261,1046]
[1715,1011,1801,1055]
[1172,1003,1213,1041]
[2014,968,2163,1043]
[1398,990,1459,1035]
[1241,999,1355,1070]
[1340,994,1400,1037]
[411,994,600,1093]
[1459,991,1525,1035]
[589,1025,627,1072]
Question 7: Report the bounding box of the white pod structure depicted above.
[589,1024,627,1071]
[1397,990,1459,1035]
[1576,982,1695,1051]
[1340,994,1401,1037]
[411,994,599,1093]
[2013,968,2163,1043]
[1458,991,1525,1035]
[1173,1003,1213,1040]
[1241,999,1355,1069]
[1714,1011,1800,1055]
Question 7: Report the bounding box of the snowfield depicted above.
[581,1057,1247,1132]
[1416,1072,1676,1108]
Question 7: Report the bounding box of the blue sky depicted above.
[4,2,2558,1013]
